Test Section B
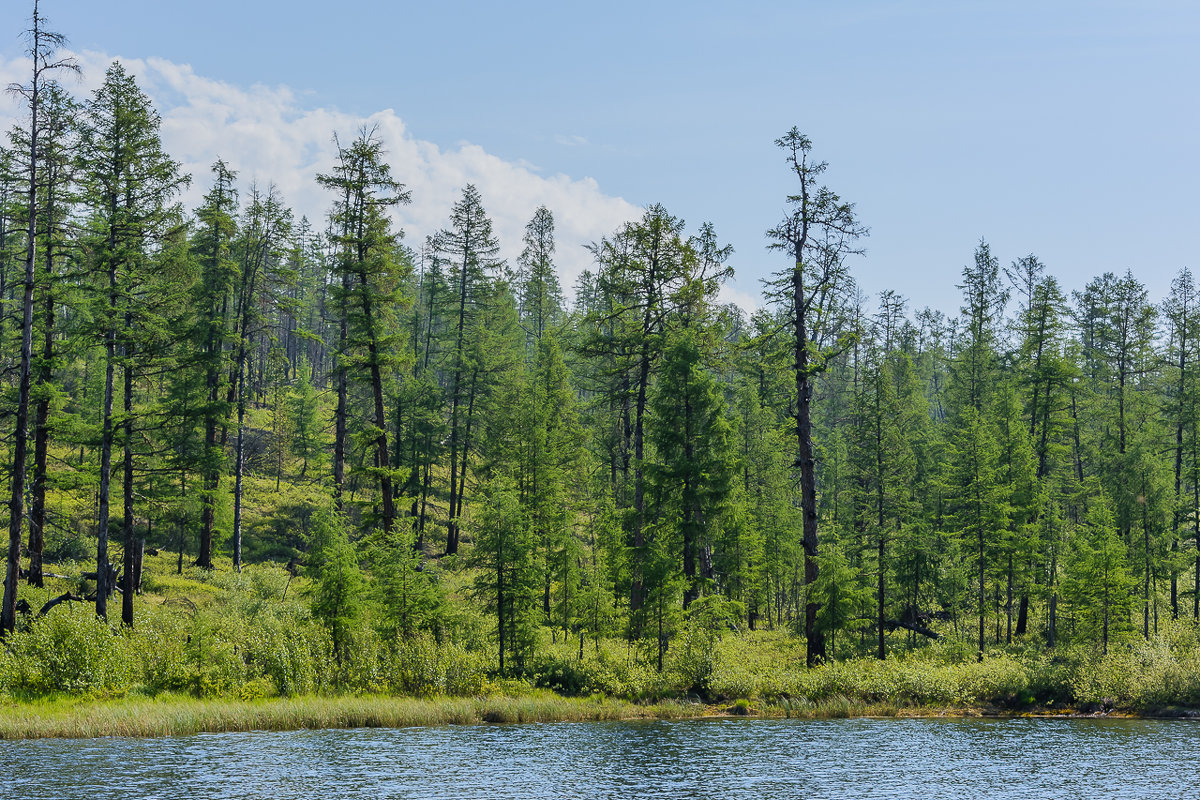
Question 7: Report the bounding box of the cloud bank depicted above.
[0,51,643,298]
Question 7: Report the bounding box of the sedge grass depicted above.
[0,690,1016,740]
[0,692,710,740]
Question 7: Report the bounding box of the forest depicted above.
[2,6,1200,712]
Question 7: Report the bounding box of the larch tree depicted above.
[647,326,736,610]
[26,85,79,590]
[229,184,294,567]
[515,204,563,346]
[77,61,188,623]
[318,128,410,534]
[190,160,239,570]
[2,0,78,635]
[1162,268,1200,619]
[766,128,866,667]
[429,184,502,554]
[585,205,695,621]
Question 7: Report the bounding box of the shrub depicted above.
[386,635,488,697]
[4,605,128,695]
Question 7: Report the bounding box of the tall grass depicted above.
[0,693,704,739]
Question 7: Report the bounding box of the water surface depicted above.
[3,717,1196,799]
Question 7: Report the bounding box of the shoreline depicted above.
[2,693,1195,740]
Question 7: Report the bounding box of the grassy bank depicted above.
[1,688,1175,741]
[0,691,715,739]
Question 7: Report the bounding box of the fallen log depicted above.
[882,619,941,640]
[37,592,84,617]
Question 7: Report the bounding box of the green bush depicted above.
[127,612,191,693]
[4,605,128,695]
[533,651,591,694]
[386,635,488,696]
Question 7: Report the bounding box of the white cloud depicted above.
[0,51,642,297]
[717,283,761,315]
[554,134,589,147]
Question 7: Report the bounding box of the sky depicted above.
[0,0,1196,316]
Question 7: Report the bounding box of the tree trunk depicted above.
[359,277,394,533]
[452,367,480,543]
[232,343,247,572]
[2,25,40,633]
[122,326,135,627]
[333,270,349,513]
[794,277,826,667]
[1003,556,1012,642]
[95,234,119,621]
[28,267,54,588]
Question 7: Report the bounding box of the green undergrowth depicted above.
[529,620,1200,714]
[7,551,1200,739]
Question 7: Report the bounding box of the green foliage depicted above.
[1061,487,1135,651]
[1,605,127,695]
[287,358,326,480]
[386,634,489,696]
[811,542,870,655]
[368,526,441,639]
[306,508,365,668]
[470,480,540,675]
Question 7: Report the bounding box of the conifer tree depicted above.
[947,407,1009,655]
[323,129,410,532]
[585,205,696,621]
[26,85,78,590]
[190,160,239,570]
[429,185,502,553]
[288,357,325,481]
[228,185,293,567]
[3,0,78,634]
[471,480,538,675]
[1162,268,1200,618]
[77,61,188,623]
[515,205,563,345]
[1062,486,1134,654]
[766,128,866,666]
[648,327,735,609]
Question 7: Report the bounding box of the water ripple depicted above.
[3,717,1197,799]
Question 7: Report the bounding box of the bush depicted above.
[3,605,128,695]
[127,612,191,693]
[386,635,488,696]
[533,651,591,694]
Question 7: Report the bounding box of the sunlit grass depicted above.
[0,692,708,739]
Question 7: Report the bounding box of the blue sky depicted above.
[1,0,1197,315]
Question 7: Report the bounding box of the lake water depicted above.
[3,717,1197,799]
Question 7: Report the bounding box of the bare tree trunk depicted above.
[630,344,651,618]
[2,5,41,634]
[445,243,471,556]
[28,257,54,588]
[452,368,480,539]
[121,319,135,627]
[333,271,349,512]
[232,344,247,572]
[794,274,827,668]
[96,261,117,621]
[1006,555,1013,644]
